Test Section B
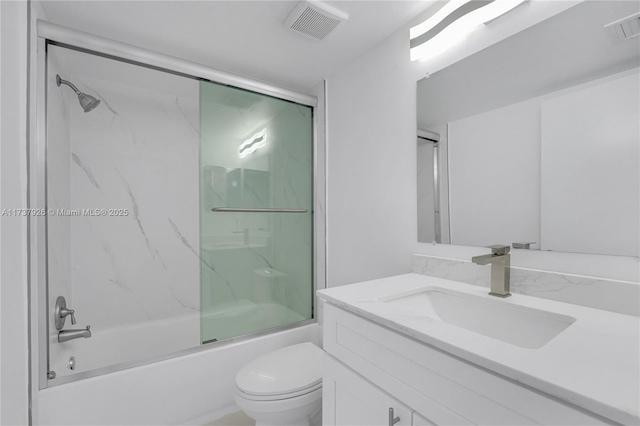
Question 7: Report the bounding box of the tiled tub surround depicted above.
[412,254,640,316]
[47,46,201,377]
[67,72,201,328]
[318,274,640,425]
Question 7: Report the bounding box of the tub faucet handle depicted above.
[60,307,76,325]
[54,296,78,330]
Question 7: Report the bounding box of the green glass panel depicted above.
[200,81,313,343]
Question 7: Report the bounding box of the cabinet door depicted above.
[412,412,436,426]
[324,354,412,426]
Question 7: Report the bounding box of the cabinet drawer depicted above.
[324,304,608,425]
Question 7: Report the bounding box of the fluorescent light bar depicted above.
[410,0,526,61]
[239,128,267,158]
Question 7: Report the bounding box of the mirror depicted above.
[416,1,639,257]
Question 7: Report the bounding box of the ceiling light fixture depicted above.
[410,0,527,61]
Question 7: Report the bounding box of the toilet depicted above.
[234,342,324,426]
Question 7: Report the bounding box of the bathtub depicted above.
[51,299,306,378]
[202,299,306,343]
[50,312,200,378]
[40,303,317,425]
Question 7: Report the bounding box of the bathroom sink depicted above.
[380,287,576,349]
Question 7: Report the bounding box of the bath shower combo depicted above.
[34,20,320,424]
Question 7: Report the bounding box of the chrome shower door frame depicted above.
[31,36,51,392]
[417,132,442,243]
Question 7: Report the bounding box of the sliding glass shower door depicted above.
[200,81,314,343]
[45,45,202,381]
[43,44,314,384]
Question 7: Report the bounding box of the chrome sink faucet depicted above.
[471,245,511,298]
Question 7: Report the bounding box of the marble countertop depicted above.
[318,273,640,425]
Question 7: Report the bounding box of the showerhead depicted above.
[56,74,101,113]
[77,93,101,113]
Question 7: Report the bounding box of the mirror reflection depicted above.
[416,1,639,257]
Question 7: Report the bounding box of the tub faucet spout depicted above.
[58,325,92,343]
[471,245,511,298]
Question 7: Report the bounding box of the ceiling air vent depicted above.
[605,11,640,41]
[284,1,348,41]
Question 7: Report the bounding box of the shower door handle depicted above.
[211,207,308,213]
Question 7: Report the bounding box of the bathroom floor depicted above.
[205,410,255,426]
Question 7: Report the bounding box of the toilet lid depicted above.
[236,342,323,397]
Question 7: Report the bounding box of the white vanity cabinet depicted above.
[324,354,413,425]
[412,412,436,426]
[322,303,611,426]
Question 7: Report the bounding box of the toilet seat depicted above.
[236,381,322,401]
[235,342,324,399]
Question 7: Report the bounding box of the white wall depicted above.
[0,1,30,424]
[326,1,579,287]
[327,27,417,286]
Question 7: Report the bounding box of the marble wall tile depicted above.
[412,254,640,316]
[67,73,201,333]
[47,46,202,372]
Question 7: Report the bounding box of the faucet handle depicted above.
[486,244,510,255]
[512,242,536,249]
[60,308,76,325]
[54,296,78,330]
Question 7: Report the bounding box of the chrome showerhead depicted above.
[77,93,101,113]
[56,74,101,113]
